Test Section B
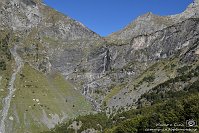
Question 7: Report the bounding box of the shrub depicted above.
[0,61,6,70]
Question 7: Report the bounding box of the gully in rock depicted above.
[0,45,23,133]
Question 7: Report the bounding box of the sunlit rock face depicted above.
[0,0,199,132]
[106,0,199,44]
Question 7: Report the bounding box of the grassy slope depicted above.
[103,58,179,108]
[104,84,125,104]
[7,64,92,133]
[0,30,13,111]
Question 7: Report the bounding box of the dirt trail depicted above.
[0,45,23,133]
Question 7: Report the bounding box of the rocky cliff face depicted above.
[0,0,103,74]
[76,0,199,112]
[106,18,199,111]
[0,0,199,133]
[0,0,103,132]
[106,0,199,44]
[0,0,99,39]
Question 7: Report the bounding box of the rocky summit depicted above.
[0,0,199,133]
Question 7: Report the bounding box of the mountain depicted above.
[106,0,199,44]
[0,0,103,132]
[0,0,199,133]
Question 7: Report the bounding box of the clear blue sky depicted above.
[43,0,193,36]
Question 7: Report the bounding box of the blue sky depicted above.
[43,0,193,36]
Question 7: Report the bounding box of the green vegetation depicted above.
[95,89,103,94]
[53,113,108,133]
[107,93,199,133]
[8,64,92,133]
[177,65,192,75]
[138,75,155,84]
[42,63,199,133]
[0,30,12,71]
[139,79,199,106]
[139,65,199,105]
[43,90,199,133]
[0,30,14,110]
[131,59,177,88]
[0,61,6,71]
[104,84,126,104]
